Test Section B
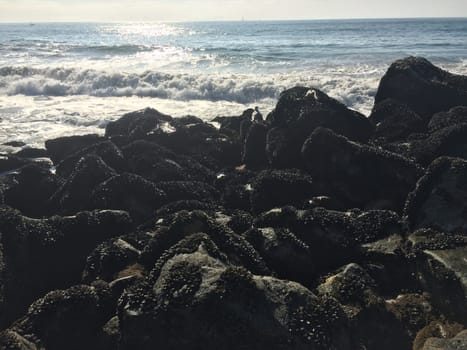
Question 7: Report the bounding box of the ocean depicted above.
[1,18,467,149]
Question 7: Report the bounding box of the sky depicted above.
[0,0,466,22]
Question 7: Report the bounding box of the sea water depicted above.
[1,18,467,148]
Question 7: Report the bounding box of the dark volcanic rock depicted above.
[119,240,352,350]
[0,284,114,350]
[317,263,412,350]
[406,123,467,166]
[56,140,126,178]
[250,169,315,213]
[374,56,467,118]
[45,134,104,164]
[156,180,218,203]
[2,163,64,217]
[141,210,269,276]
[105,107,173,138]
[302,127,423,212]
[268,86,374,142]
[407,230,467,324]
[405,157,467,233]
[121,140,214,183]
[82,232,150,283]
[49,155,117,215]
[244,227,315,286]
[428,106,467,132]
[0,207,131,328]
[419,329,467,350]
[91,173,166,224]
[265,127,300,168]
[242,122,268,168]
[369,99,425,144]
[13,147,48,159]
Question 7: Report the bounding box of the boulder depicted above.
[82,232,150,283]
[250,169,315,213]
[2,163,63,217]
[91,173,166,224]
[317,263,411,350]
[49,155,117,215]
[13,147,48,159]
[374,57,467,119]
[244,227,315,286]
[266,127,300,168]
[242,122,269,168]
[105,107,173,138]
[413,321,465,350]
[140,210,269,276]
[119,238,352,350]
[405,157,467,233]
[56,140,126,178]
[406,123,467,166]
[302,127,423,212]
[0,284,114,350]
[45,134,104,164]
[428,106,467,132]
[156,180,218,203]
[0,207,131,327]
[369,99,425,144]
[121,140,214,183]
[408,230,467,324]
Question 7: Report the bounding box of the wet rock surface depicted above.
[0,57,466,350]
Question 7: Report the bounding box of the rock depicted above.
[265,127,301,168]
[82,232,150,283]
[317,263,411,350]
[302,127,423,212]
[91,173,166,224]
[56,140,126,178]
[250,169,315,213]
[215,167,256,211]
[0,284,114,350]
[155,200,219,219]
[407,123,467,166]
[2,141,26,148]
[413,321,465,350]
[156,180,218,203]
[408,232,467,323]
[212,110,252,139]
[121,140,214,183]
[405,157,467,233]
[2,163,64,217]
[119,240,352,350]
[105,107,173,138]
[369,99,425,144]
[360,234,418,295]
[374,57,467,119]
[0,207,131,327]
[421,330,467,350]
[386,293,435,339]
[13,147,48,159]
[45,134,104,164]
[244,227,315,286]
[268,86,374,143]
[140,210,269,276]
[225,210,254,235]
[49,155,117,215]
[428,106,467,132]
[242,122,268,168]
[0,155,30,174]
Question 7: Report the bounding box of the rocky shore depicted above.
[0,56,466,350]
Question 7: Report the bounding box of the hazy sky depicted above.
[0,0,466,22]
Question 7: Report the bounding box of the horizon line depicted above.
[0,16,466,24]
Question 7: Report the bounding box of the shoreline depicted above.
[1,56,467,349]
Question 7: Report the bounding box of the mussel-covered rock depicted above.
[375,56,467,118]
[302,127,422,212]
